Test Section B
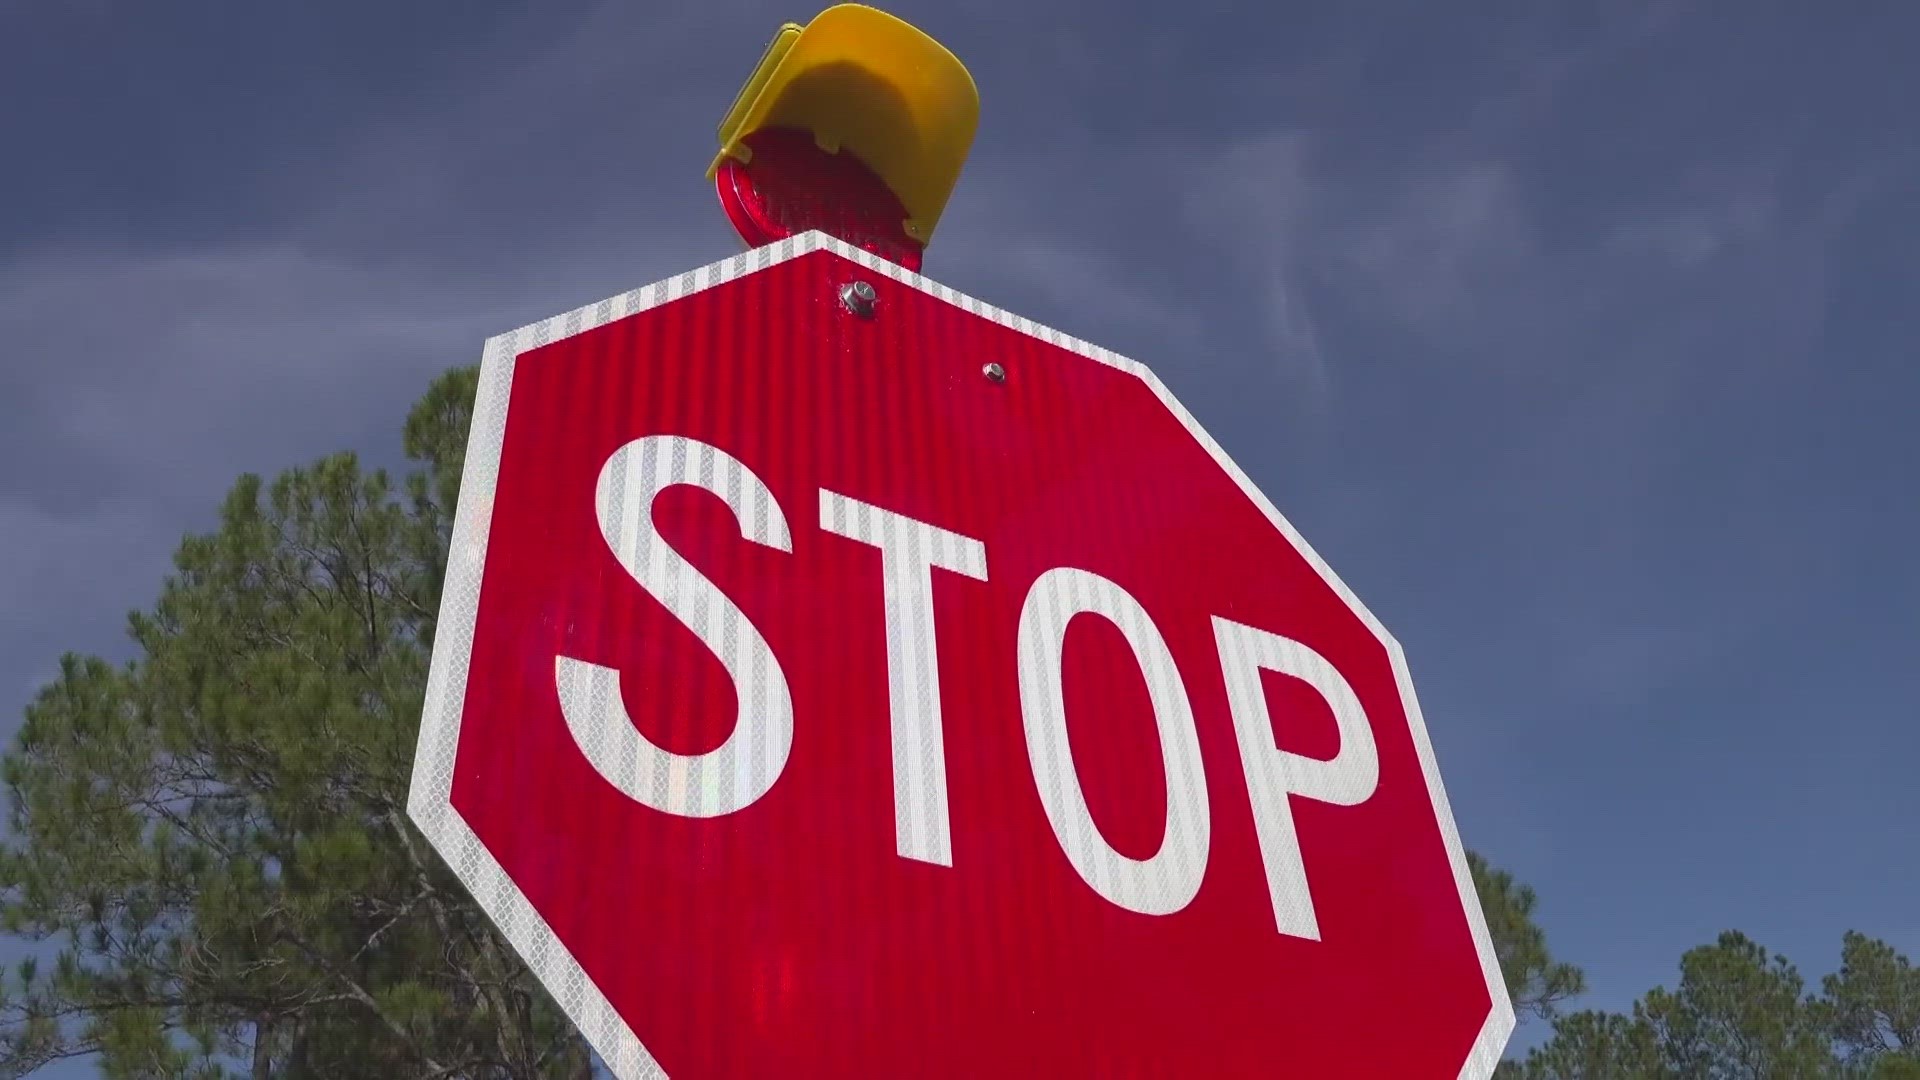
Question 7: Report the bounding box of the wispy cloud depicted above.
[1170,133,1332,403]
[0,501,172,692]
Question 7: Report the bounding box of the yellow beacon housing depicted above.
[708,4,980,249]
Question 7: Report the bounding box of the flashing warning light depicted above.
[710,5,979,269]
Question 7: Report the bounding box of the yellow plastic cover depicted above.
[708,4,980,246]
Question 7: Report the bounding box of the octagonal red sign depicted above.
[408,232,1513,1078]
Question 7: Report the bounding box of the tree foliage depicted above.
[0,367,592,1077]
[1825,932,1920,1072]
[1471,851,1588,1021]
[1512,930,1920,1079]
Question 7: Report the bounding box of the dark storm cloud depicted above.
[3,3,1918,1070]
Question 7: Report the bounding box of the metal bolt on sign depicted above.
[840,279,878,317]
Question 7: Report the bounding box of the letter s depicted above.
[555,434,793,818]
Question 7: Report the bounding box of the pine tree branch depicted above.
[384,810,534,1075]
[418,1055,495,1080]
[0,1034,109,1080]
[350,892,425,963]
[277,927,447,1075]
[132,795,236,861]
[343,489,384,663]
[250,1014,272,1080]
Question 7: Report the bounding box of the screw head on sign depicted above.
[983,362,1006,383]
[840,280,878,317]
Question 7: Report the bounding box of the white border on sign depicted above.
[406,231,1517,1080]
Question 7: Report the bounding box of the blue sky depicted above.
[3,0,1916,1070]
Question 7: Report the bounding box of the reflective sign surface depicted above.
[409,233,1513,1078]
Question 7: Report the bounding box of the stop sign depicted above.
[409,232,1514,1078]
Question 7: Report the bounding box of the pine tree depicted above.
[0,367,592,1078]
[1516,930,1920,1078]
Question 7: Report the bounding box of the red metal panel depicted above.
[434,242,1500,1077]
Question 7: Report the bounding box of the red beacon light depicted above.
[708,5,980,273]
[716,127,924,271]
